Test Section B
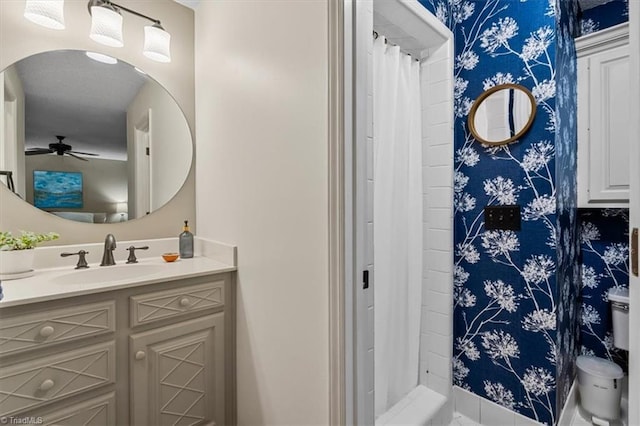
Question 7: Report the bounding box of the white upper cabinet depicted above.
[577,23,630,208]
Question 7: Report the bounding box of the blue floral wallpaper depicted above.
[418,0,580,424]
[554,0,580,415]
[579,0,628,36]
[579,209,629,370]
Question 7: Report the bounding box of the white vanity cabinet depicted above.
[0,272,235,426]
[577,23,630,207]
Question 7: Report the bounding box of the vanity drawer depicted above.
[130,280,225,327]
[0,341,115,416]
[0,301,115,356]
[41,391,115,425]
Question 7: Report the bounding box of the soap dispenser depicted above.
[179,220,194,258]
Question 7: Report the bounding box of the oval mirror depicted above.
[0,50,192,224]
[468,83,536,146]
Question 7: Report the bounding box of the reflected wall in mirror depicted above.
[467,83,536,146]
[0,50,193,224]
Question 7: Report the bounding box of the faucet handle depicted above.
[126,246,149,264]
[60,250,90,269]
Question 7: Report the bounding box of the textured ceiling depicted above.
[16,50,147,161]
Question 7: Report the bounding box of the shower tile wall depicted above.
[356,1,380,424]
[364,1,375,422]
[420,41,455,396]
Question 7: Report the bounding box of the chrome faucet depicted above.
[100,234,117,266]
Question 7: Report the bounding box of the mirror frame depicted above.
[467,83,537,146]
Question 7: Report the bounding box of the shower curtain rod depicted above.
[373,31,419,61]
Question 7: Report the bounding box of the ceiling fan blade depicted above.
[25,149,54,155]
[68,150,99,156]
[66,152,89,161]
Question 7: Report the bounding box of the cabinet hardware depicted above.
[39,379,55,392]
[39,326,55,338]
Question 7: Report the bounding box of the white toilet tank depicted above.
[608,287,629,351]
[577,355,624,421]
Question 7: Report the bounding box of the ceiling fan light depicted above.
[24,0,65,30]
[89,4,123,47]
[143,24,171,63]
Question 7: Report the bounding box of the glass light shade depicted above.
[85,51,117,65]
[143,25,171,63]
[89,5,123,47]
[24,0,65,30]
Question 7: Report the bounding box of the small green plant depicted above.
[0,231,59,251]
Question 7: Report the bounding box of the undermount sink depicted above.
[52,264,162,285]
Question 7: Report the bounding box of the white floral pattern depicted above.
[420,0,582,423]
[579,210,629,369]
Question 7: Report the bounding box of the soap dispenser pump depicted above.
[179,220,194,258]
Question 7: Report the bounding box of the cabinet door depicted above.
[130,314,224,426]
[585,45,630,204]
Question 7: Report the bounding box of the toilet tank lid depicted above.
[577,356,624,379]
[608,287,629,303]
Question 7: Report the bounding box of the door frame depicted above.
[329,0,347,424]
[627,0,639,424]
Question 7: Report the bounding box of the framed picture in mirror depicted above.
[33,170,83,209]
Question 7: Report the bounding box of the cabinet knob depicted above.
[39,326,55,338]
[135,350,146,360]
[39,379,55,392]
[179,297,190,307]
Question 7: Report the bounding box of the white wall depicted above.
[194,1,330,424]
[25,155,127,216]
[0,0,195,245]
[127,79,192,215]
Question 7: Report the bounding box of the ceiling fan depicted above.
[25,136,99,161]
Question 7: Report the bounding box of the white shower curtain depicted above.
[373,36,423,417]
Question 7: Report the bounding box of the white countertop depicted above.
[0,256,235,308]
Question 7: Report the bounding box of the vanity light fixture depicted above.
[87,0,171,63]
[24,0,65,30]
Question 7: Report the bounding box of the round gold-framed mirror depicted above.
[467,83,536,146]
